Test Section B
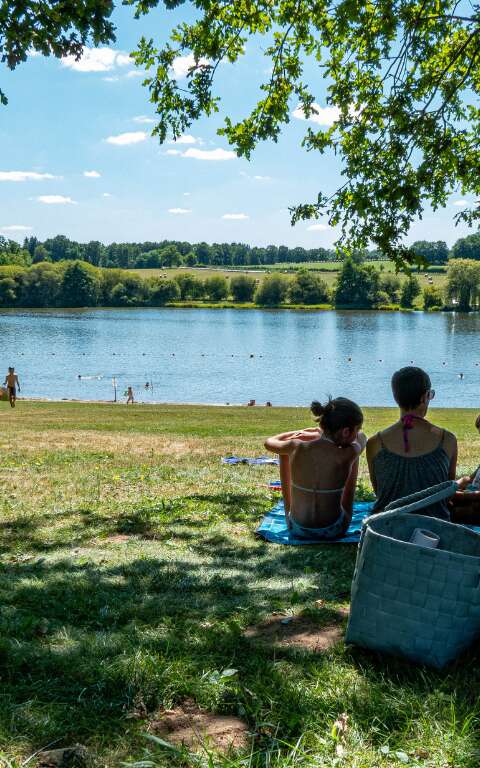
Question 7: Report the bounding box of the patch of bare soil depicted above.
[244,608,348,652]
[150,699,250,752]
[104,534,132,543]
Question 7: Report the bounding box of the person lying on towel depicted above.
[264,398,367,541]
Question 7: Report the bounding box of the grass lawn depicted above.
[1,401,479,768]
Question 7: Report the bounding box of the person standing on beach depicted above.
[4,367,20,408]
[126,386,134,405]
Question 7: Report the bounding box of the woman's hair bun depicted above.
[310,396,363,432]
[310,399,325,417]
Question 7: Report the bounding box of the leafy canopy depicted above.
[127,0,480,268]
[0,0,115,105]
[3,1,480,268]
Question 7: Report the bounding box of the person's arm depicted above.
[264,434,299,455]
[366,434,380,494]
[446,433,458,481]
[352,431,367,455]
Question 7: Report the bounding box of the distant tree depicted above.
[185,251,197,267]
[230,274,257,302]
[423,286,444,310]
[175,272,205,299]
[380,273,401,304]
[204,275,229,301]
[21,263,63,307]
[0,277,18,306]
[0,249,31,267]
[334,258,381,307]
[109,275,149,306]
[400,276,421,308]
[33,244,50,263]
[411,241,449,265]
[446,259,480,311]
[149,278,181,305]
[451,232,480,261]
[288,269,330,304]
[61,261,100,307]
[159,245,182,267]
[255,274,289,306]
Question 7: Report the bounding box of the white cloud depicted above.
[105,131,148,146]
[0,225,32,232]
[103,76,119,83]
[307,223,330,231]
[61,47,132,73]
[36,195,77,205]
[184,192,191,196]
[171,53,210,79]
[253,175,271,181]
[182,148,236,161]
[133,116,155,124]
[84,170,101,178]
[292,103,340,127]
[0,171,58,182]
[453,199,469,207]
[125,70,144,79]
[222,213,249,220]
[168,134,200,145]
[103,193,112,197]
[165,149,182,156]
[168,208,192,215]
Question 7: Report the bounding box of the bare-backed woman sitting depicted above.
[264,398,367,540]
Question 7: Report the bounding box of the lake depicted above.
[0,308,478,407]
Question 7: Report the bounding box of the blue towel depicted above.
[222,455,280,466]
[256,499,375,545]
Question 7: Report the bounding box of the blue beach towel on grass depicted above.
[256,499,375,545]
[222,455,279,466]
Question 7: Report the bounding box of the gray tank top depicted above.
[372,431,451,521]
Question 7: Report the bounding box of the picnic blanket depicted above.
[222,455,279,465]
[256,499,375,544]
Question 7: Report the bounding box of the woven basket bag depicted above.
[346,481,480,668]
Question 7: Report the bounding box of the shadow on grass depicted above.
[1,492,480,763]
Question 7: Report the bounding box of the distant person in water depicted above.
[4,367,20,408]
[264,398,366,540]
[126,386,134,405]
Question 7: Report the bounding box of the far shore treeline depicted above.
[1,253,480,311]
[2,232,480,270]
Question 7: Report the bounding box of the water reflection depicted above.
[0,309,478,406]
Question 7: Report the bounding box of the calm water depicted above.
[0,308,479,407]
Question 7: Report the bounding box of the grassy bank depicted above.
[1,401,479,768]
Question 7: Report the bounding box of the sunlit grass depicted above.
[0,402,478,767]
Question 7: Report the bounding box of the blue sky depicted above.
[0,3,476,249]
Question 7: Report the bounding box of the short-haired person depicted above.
[265,397,367,540]
[366,367,457,520]
[4,367,20,408]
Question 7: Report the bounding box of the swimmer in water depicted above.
[4,367,20,408]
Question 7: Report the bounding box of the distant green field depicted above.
[130,263,448,294]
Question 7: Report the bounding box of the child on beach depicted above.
[264,397,367,540]
[4,367,20,408]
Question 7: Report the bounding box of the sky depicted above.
[0,3,477,250]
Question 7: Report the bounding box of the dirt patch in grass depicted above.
[150,699,251,752]
[244,608,348,652]
[105,534,132,543]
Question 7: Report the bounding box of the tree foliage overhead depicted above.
[127,0,480,268]
[0,0,116,104]
[3,2,480,269]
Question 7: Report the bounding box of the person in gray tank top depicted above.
[366,367,458,521]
